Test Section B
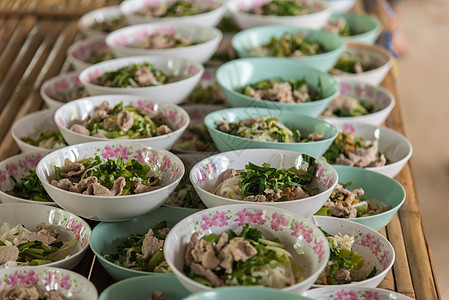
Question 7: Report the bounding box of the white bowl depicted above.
[54,95,190,150]
[228,0,331,30]
[79,55,204,104]
[67,36,113,71]
[311,216,395,288]
[79,6,127,37]
[331,42,394,86]
[12,109,67,155]
[40,71,88,110]
[121,0,226,27]
[321,80,395,126]
[106,23,222,64]
[36,141,184,221]
[303,286,413,299]
[164,204,330,294]
[326,0,356,13]
[0,153,57,206]
[0,266,97,299]
[0,203,91,269]
[329,123,413,178]
[189,149,338,218]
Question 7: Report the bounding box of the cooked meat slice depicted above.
[354,62,363,73]
[25,229,57,245]
[117,110,134,132]
[86,183,114,196]
[267,82,294,103]
[156,125,172,136]
[185,231,201,266]
[215,232,228,252]
[191,239,220,269]
[92,133,106,138]
[133,178,162,194]
[329,202,357,218]
[242,195,267,202]
[42,290,68,300]
[110,177,126,196]
[0,246,19,264]
[69,124,91,136]
[92,109,109,121]
[335,154,356,166]
[94,100,111,113]
[51,178,72,191]
[216,120,230,132]
[307,132,324,141]
[292,84,309,102]
[61,158,85,179]
[135,66,158,86]
[190,262,224,287]
[218,237,257,273]
[141,229,164,260]
[149,33,175,49]
[151,290,164,300]
[71,176,98,193]
[366,154,387,167]
[0,285,40,300]
[292,186,309,199]
[333,268,351,283]
[157,227,171,236]
[136,106,158,118]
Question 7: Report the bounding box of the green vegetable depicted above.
[333,53,377,74]
[13,238,67,266]
[164,174,206,209]
[249,0,309,16]
[315,207,332,216]
[21,129,67,149]
[95,62,168,87]
[8,170,52,202]
[252,32,325,57]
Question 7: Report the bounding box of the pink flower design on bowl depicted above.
[270,212,288,231]
[339,82,353,95]
[157,26,177,35]
[200,211,230,230]
[44,272,72,291]
[342,123,355,134]
[235,209,267,226]
[333,289,358,300]
[361,233,382,256]
[5,270,39,286]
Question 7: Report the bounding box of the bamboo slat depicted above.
[378,228,395,291]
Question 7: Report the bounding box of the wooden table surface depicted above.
[0,0,440,299]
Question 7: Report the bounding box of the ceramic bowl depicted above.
[228,0,331,29]
[54,95,189,150]
[106,23,222,64]
[303,286,414,299]
[325,165,406,231]
[90,207,195,281]
[204,107,338,157]
[0,267,97,299]
[0,203,91,269]
[40,71,88,110]
[164,204,330,294]
[12,109,67,155]
[121,0,226,27]
[328,13,382,44]
[185,287,312,300]
[79,6,127,37]
[190,149,338,217]
[182,67,228,105]
[312,216,395,288]
[329,123,413,178]
[321,80,395,126]
[67,36,114,71]
[36,141,184,221]
[330,42,394,86]
[79,55,204,104]
[0,153,57,206]
[98,274,189,300]
[232,26,346,71]
[326,0,356,13]
[216,58,339,117]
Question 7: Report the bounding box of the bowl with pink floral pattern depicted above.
[79,6,128,37]
[190,148,338,218]
[164,204,330,294]
[67,36,115,71]
[311,216,395,288]
[40,71,89,110]
[303,286,413,299]
[321,80,395,127]
[0,153,57,206]
[36,141,184,221]
[0,266,97,299]
[79,55,204,104]
[54,95,190,150]
[0,203,91,269]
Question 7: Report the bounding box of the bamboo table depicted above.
[0,0,440,299]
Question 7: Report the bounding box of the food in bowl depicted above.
[135,1,215,17]
[0,222,78,267]
[316,181,391,218]
[184,223,302,287]
[239,78,322,103]
[50,156,163,196]
[174,124,217,152]
[246,0,312,16]
[95,62,169,87]
[212,158,317,202]
[164,174,206,209]
[322,132,387,167]
[185,82,226,105]
[104,221,172,273]
[321,95,382,117]
[68,100,173,139]
[130,31,197,49]
[251,31,325,57]
[52,86,89,103]
[21,129,67,150]
[87,48,115,64]
[90,14,128,33]
[330,52,377,74]
[216,116,324,143]
[323,18,354,36]
[6,169,52,203]
[0,285,67,299]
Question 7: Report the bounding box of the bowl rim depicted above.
[311,215,396,287]
[40,71,84,108]
[79,55,205,92]
[54,95,190,144]
[189,148,339,206]
[303,285,414,299]
[78,5,123,36]
[204,106,339,147]
[36,141,185,200]
[216,58,340,108]
[67,35,109,68]
[106,22,223,54]
[228,0,331,18]
[165,203,330,292]
[329,12,383,40]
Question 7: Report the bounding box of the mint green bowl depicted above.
[232,26,346,71]
[184,287,312,300]
[99,274,190,300]
[90,207,195,281]
[330,165,406,231]
[330,12,382,44]
[216,58,339,117]
[204,107,338,157]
